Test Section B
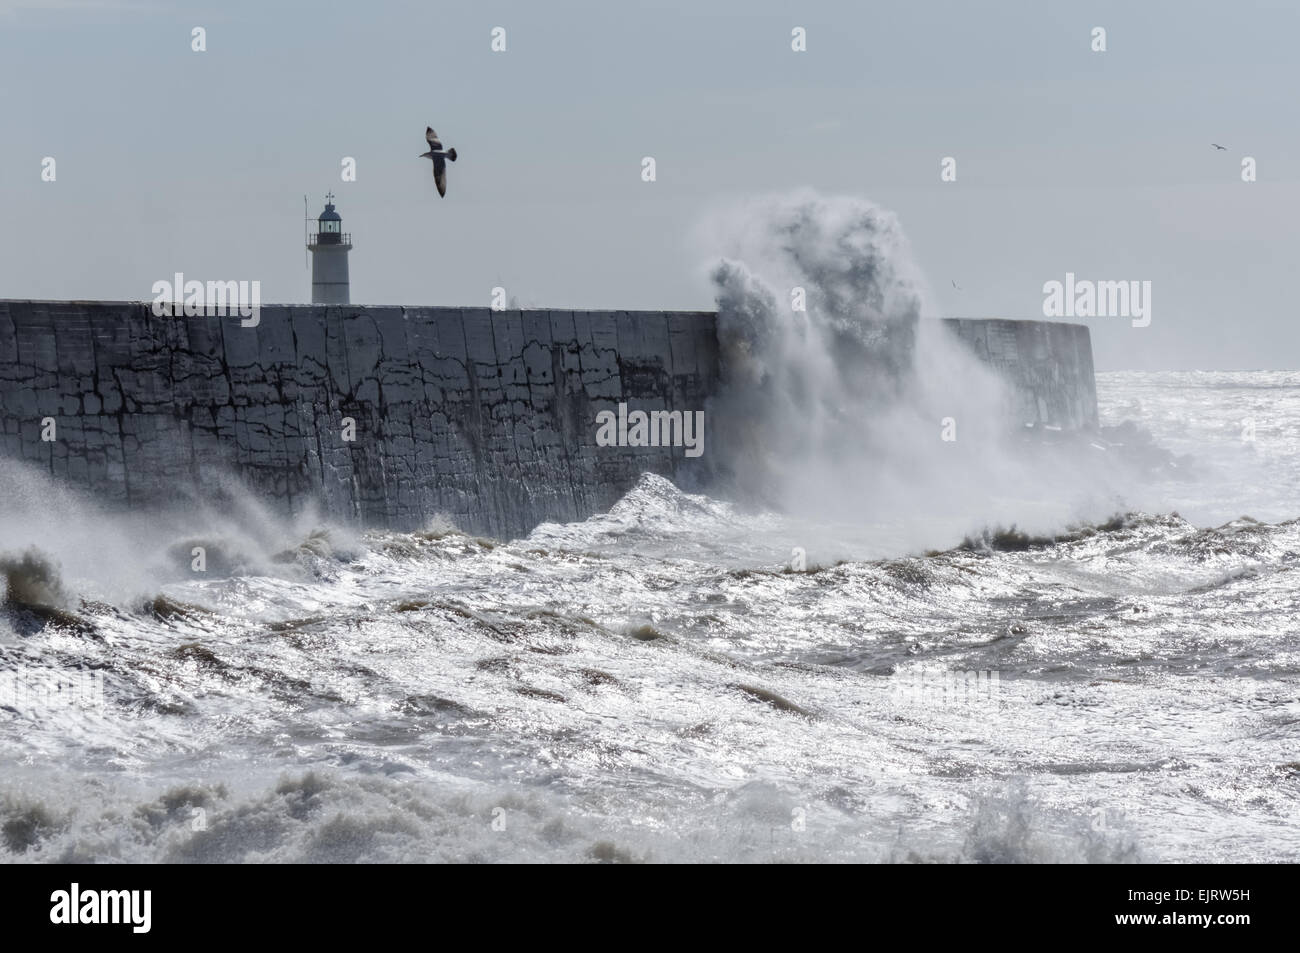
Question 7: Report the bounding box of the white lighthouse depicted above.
[308,193,351,304]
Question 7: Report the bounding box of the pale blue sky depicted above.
[1,0,1295,369]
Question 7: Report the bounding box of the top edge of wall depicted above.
[0,301,1091,330]
[0,300,716,314]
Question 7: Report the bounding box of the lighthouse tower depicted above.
[308,193,351,304]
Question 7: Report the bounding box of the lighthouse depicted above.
[308,193,351,304]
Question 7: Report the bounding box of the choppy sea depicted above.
[2,370,1297,863]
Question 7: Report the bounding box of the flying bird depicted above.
[951,279,961,290]
[420,126,458,197]
[1211,143,1227,151]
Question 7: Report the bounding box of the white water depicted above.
[1,371,1297,863]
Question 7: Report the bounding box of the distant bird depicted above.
[420,126,458,197]
[1211,143,1227,151]
[951,279,962,291]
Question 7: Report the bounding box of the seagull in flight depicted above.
[951,279,962,291]
[420,126,458,197]
[1211,143,1227,151]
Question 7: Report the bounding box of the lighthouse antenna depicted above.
[304,195,309,270]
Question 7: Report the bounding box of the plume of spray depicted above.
[695,190,1131,553]
[0,458,358,613]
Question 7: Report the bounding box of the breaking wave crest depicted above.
[693,191,1162,546]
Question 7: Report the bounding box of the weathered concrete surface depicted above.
[942,318,1098,430]
[0,302,719,538]
[0,303,1098,537]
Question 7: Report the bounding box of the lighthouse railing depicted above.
[307,233,351,248]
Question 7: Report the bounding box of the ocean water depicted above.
[1,370,1298,864]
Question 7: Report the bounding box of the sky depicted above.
[0,0,1295,370]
